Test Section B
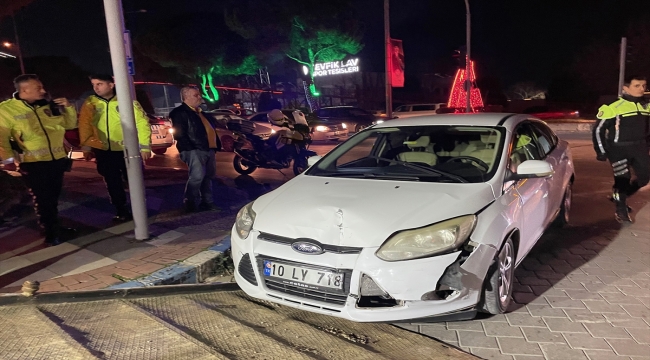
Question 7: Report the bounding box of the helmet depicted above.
[267,109,288,126]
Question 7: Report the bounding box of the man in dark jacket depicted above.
[170,86,221,212]
[592,75,649,223]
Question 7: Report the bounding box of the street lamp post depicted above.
[464,0,471,113]
[103,0,149,241]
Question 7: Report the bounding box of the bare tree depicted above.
[508,82,546,100]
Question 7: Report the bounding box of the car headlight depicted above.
[315,125,330,132]
[341,123,347,129]
[373,120,384,125]
[375,215,476,261]
[235,202,256,239]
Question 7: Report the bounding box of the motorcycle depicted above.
[227,111,317,176]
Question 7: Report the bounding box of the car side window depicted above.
[395,106,406,112]
[250,114,266,123]
[529,123,553,156]
[509,124,541,172]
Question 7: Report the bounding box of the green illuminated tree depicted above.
[224,0,364,96]
[135,13,259,102]
[285,16,364,96]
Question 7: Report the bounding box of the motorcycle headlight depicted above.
[375,215,476,261]
[235,202,256,239]
[315,125,330,132]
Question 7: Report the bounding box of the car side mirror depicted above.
[307,156,322,167]
[507,160,553,181]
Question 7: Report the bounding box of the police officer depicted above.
[78,74,152,221]
[593,75,650,223]
[0,74,78,245]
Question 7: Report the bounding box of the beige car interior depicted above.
[397,136,438,166]
[397,131,500,171]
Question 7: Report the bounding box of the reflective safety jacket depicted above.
[0,95,77,163]
[593,95,650,156]
[78,95,151,152]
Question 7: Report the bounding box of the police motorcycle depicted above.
[228,109,317,176]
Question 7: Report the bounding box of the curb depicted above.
[108,236,232,289]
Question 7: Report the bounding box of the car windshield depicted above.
[306,125,505,183]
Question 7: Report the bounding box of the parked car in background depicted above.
[395,103,447,114]
[203,111,272,152]
[148,114,175,155]
[231,113,575,322]
[248,110,349,141]
[63,113,175,155]
[314,106,380,132]
[523,106,580,120]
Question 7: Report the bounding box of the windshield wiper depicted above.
[368,156,468,183]
[316,172,420,181]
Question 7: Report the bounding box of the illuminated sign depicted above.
[312,58,360,77]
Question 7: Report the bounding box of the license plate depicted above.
[263,260,344,290]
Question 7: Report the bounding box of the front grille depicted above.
[257,232,362,254]
[257,256,352,306]
[238,253,257,285]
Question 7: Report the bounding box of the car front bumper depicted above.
[231,227,496,322]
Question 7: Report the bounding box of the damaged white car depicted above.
[231,114,574,322]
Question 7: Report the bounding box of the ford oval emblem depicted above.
[291,241,324,255]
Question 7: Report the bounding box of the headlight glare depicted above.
[375,215,476,261]
[235,202,256,239]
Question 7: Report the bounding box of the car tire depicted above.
[152,148,167,155]
[480,236,515,315]
[553,181,572,228]
[233,155,257,175]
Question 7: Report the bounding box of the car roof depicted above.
[374,113,532,129]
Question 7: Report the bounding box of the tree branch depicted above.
[285,54,310,66]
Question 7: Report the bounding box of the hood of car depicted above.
[252,175,495,248]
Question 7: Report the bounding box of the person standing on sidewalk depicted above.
[78,74,152,221]
[0,74,78,245]
[169,86,221,213]
[592,75,650,223]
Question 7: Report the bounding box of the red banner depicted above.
[390,38,405,87]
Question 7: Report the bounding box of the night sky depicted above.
[1,0,648,87]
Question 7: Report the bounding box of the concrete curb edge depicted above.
[108,236,232,289]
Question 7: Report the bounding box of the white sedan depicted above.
[231,113,574,322]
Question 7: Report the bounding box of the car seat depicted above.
[397,136,438,166]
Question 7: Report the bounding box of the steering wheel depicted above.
[447,156,490,171]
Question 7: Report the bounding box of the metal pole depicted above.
[384,0,392,118]
[617,37,627,96]
[11,12,25,74]
[464,0,471,113]
[103,0,149,240]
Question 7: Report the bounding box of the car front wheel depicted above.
[480,236,515,314]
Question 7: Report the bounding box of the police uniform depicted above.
[0,94,77,242]
[78,94,151,220]
[592,94,650,221]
